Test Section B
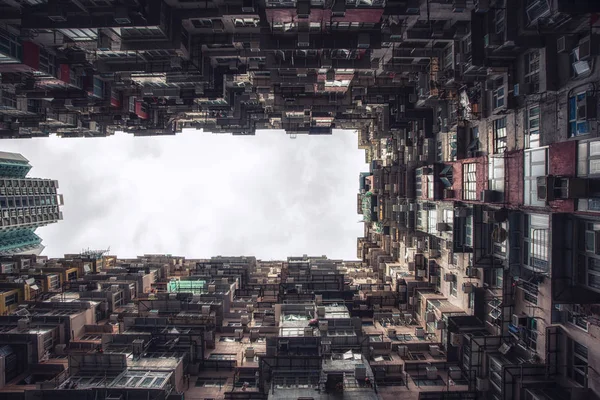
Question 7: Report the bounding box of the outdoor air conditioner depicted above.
[426,312,436,322]
[415,327,425,337]
[444,273,455,282]
[430,276,440,285]
[298,32,310,48]
[416,269,426,278]
[235,329,244,339]
[480,189,500,203]
[465,267,477,278]
[245,346,255,359]
[436,320,446,330]
[426,366,438,379]
[397,345,408,356]
[437,222,450,231]
[585,230,600,255]
[537,176,550,202]
[358,33,370,49]
[444,188,455,198]
[462,282,474,293]
[484,209,507,224]
[450,332,462,346]
[429,345,440,356]
[474,0,490,12]
[512,314,527,327]
[454,207,467,218]
[54,344,67,355]
[476,377,490,391]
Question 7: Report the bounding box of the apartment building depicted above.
[356,1,600,400]
[0,151,63,256]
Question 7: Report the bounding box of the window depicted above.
[525,318,538,351]
[523,214,549,272]
[493,117,507,154]
[526,106,540,148]
[443,45,453,70]
[493,85,505,109]
[488,156,505,192]
[524,148,547,206]
[196,378,227,387]
[415,168,423,198]
[524,51,540,93]
[4,293,16,307]
[521,280,539,305]
[208,354,236,360]
[568,339,588,386]
[191,19,213,28]
[495,9,505,34]
[450,279,458,297]
[233,18,260,28]
[567,304,589,331]
[468,292,474,309]
[463,163,477,200]
[437,140,443,161]
[526,0,550,24]
[38,49,56,76]
[465,214,473,247]
[569,93,591,137]
[577,141,600,176]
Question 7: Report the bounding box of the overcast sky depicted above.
[1,129,366,260]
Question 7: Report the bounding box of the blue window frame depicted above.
[569,93,590,137]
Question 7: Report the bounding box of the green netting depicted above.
[168,280,206,293]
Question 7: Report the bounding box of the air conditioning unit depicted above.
[450,332,462,346]
[536,176,549,202]
[585,230,600,255]
[397,345,408,356]
[512,314,527,327]
[202,304,210,315]
[462,282,474,293]
[444,273,456,282]
[429,344,441,356]
[387,328,397,337]
[444,188,455,198]
[54,344,67,355]
[358,33,370,49]
[484,209,507,223]
[430,276,440,285]
[437,222,450,231]
[298,32,310,48]
[484,33,501,48]
[557,35,577,53]
[426,366,438,379]
[578,35,599,60]
[415,327,425,337]
[426,312,436,322]
[245,347,255,359]
[465,267,477,278]
[408,262,415,271]
[480,189,500,203]
[454,207,467,218]
[577,93,598,120]
[436,320,446,329]
[473,377,489,392]
[235,329,244,339]
[474,0,490,12]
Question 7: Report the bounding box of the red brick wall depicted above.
[549,141,576,176]
[444,156,487,202]
[549,141,577,213]
[506,150,523,206]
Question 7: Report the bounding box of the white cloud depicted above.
[1,129,366,260]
